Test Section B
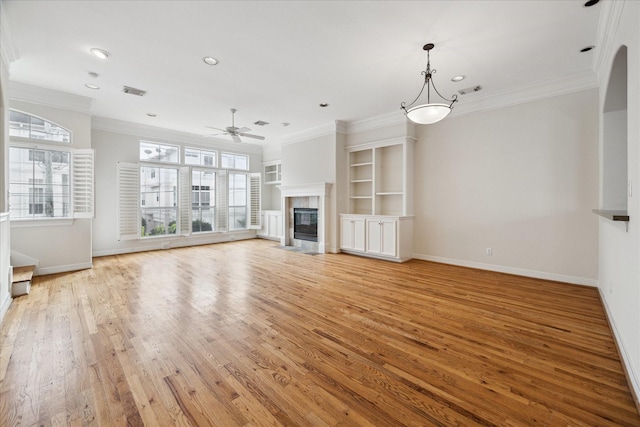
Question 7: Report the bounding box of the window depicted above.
[192,170,216,232]
[9,147,71,218]
[118,142,259,240]
[221,152,249,170]
[139,141,179,163]
[228,173,247,230]
[140,166,178,236]
[185,147,217,167]
[9,110,71,143]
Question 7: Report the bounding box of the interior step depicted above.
[11,265,35,297]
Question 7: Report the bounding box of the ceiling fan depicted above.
[206,108,265,143]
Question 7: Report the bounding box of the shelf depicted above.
[592,209,630,221]
[351,179,373,183]
[350,162,373,167]
[376,192,402,196]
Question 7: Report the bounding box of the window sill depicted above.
[11,218,76,227]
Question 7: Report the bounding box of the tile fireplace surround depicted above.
[279,183,332,253]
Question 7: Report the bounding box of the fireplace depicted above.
[280,182,332,253]
[293,208,318,242]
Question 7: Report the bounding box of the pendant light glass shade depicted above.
[405,103,451,125]
[401,43,457,125]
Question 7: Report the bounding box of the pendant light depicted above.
[401,43,458,124]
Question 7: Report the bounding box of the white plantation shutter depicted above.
[179,166,191,236]
[248,173,261,229]
[216,170,228,232]
[117,162,140,241]
[72,149,94,218]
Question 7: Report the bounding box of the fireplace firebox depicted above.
[293,208,318,242]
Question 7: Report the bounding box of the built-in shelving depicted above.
[264,161,281,185]
[592,209,630,221]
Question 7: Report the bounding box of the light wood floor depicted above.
[1,239,638,426]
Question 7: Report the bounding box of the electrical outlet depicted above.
[485,247,492,256]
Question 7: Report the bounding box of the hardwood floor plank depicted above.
[1,239,638,426]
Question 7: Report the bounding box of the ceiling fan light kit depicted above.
[401,43,458,125]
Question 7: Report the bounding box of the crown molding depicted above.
[9,82,93,114]
[345,111,408,135]
[92,116,262,154]
[449,69,598,119]
[593,0,626,84]
[0,2,20,67]
[281,121,343,146]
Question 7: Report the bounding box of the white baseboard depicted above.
[412,253,598,287]
[598,288,640,412]
[0,293,12,323]
[35,262,93,276]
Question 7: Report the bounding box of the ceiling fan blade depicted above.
[204,126,227,132]
[231,134,242,143]
[236,127,251,133]
[237,132,265,141]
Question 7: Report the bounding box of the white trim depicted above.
[0,2,20,67]
[9,82,93,114]
[93,116,262,154]
[34,261,92,276]
[0,293,11,324]
[598,288,640,407]
[449,70,598,119]
[412,253,598,287]
[346,112,408,135]
[279,182,332,198]
[593,0,626,83]
[281,121,340,146]
[92,232,256,258]
[11,218,75,227]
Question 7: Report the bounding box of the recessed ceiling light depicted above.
[88,71,98,78]
[584,0,600,7]
[282,122,290,127]
[147,113,157,117]
[203,56,218,66]
[451,75,466,82]
[85,84,100,90]
[319,103,329,108]
[581,46,595,52]
[89,48,110,59]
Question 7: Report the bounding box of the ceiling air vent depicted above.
[123,86,147,96]
[458,85,482,95]
[254,120,269,126]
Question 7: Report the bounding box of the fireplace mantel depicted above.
[280,183,332,253]
[279,182,332,198]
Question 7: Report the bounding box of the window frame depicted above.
[139,140,180,164]
[9,109,72,144]
[221,152,250,171]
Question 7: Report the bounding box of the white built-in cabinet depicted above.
[341,137,415,262]
[264,161,282,185]
[258,210,282,240]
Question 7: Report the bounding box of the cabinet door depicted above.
[271,212,283,238]
[379,219,397,257]
[366,219,382,254]
[341,217,365,252]
[341,217,355,250]
[352,217,366,252]
[366,218,397,257]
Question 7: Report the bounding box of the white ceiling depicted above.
[2,0,602,144]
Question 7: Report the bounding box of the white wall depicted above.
[281,130,340,251]
[597,0,640,403]
[413,89,599,285]
[92,122,262,256]
[9,99,93,275]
